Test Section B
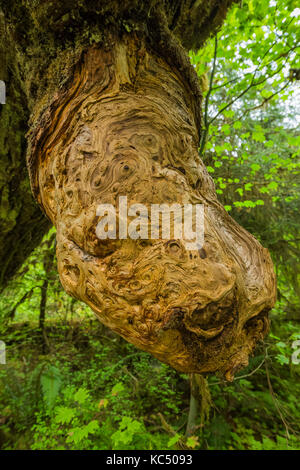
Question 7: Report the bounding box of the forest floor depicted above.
[0,319,299,450]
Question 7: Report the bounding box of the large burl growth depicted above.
[28,36,276,380]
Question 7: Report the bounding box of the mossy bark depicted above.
[0,12,50,288]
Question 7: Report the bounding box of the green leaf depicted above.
[186,436,199,449]
[252,131,265,143]
[223,109,235,118]
[275,354,289,365]
[111,382,125,396]
[243,200,256,208]
[221,124,231,135]
[55,406,76,425]
[241,133,250,139]
[233,120,242,129]
[66,421,99,445]
[267,181,278,191]
[40,365,62,409]
[261,89,273,99]
[167,434,181,447]
[74,388,90,404]
[86,420,100,433]
[251,163,261,172]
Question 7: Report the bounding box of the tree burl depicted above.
[1,0,276,379]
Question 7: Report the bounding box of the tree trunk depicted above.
[186,374,199,438]
[38,234,55,331]
[0,0,237,288]
[39,278,48,331]
[28,35,276,378]
[0,9,50,290]
[0,1,276,378]
[186,374,212,437]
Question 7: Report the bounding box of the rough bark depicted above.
[0,0,237,288]
[0,10,50,289]
[0,91,51,287]
[0,1,276,378]
[28,36,276,378]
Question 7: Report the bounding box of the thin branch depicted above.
[209,355,266,386]
[237,81,291,120]
[264,355,290,442]
[205,36,218,130]
[208,43,295,125]
[8,286,40,319]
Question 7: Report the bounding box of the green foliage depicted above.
[0,322,184,450]
[0,318,299,450]
[111,417,145,449]
[191,0,300,309]
[40,365,62,409]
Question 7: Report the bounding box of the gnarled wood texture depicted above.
[0,0,237,288]
[28,36,276,379]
